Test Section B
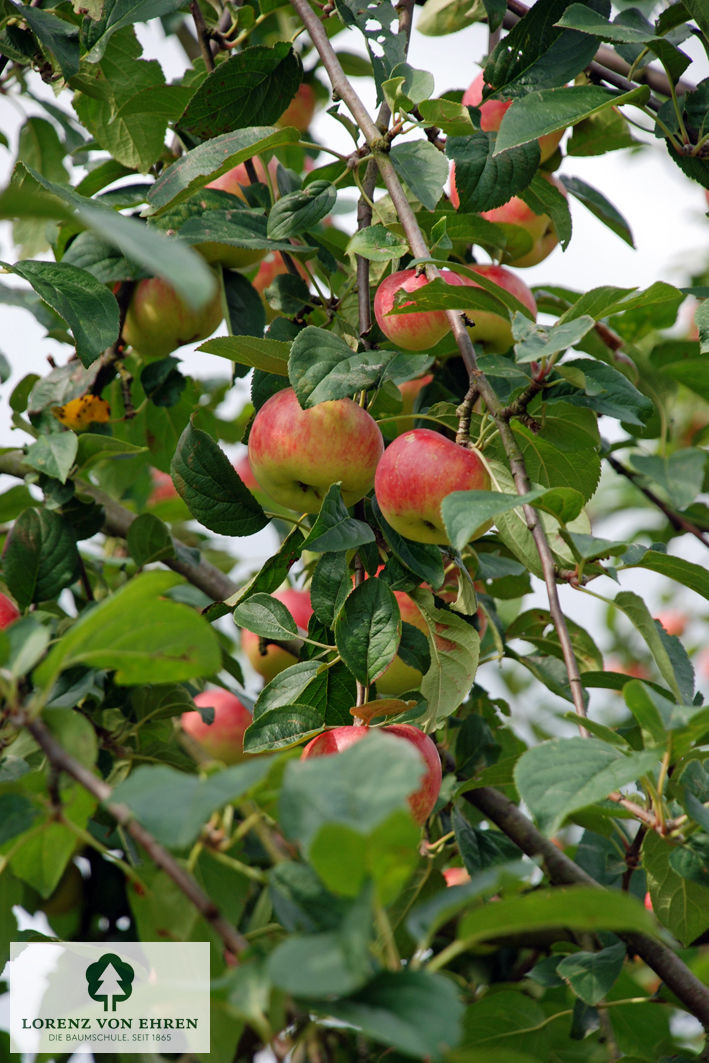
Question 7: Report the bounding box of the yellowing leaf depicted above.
[52,394,110,430]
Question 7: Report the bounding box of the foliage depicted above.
[1,0,709,1060]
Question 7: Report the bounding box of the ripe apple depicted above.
[241,587,313,683]
[248,387,384,512]
[148,470,177,505]
[375,428,491,545]
[655,610,687,637]
[443,866,470,887]
[376,590,430,696]
[0,592,20,628]
[206,156,269,200]
[463,72,564,162]
[446,265,536,353]
[181,689,252,764]
[234,453,259,492]
[480,174,567,268]
[277,83,317,131]
[391,374,434,436]
[300,723,442,824]
[374,269,454,351]
[122,274,223,359]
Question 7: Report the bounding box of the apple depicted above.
[181,689,252,764]
[277,83,317,131]
[241,587,313,684]
[374,269,455,351]
[300,723,442,824]
[248,387,384,512]
[446,265,536,353]
[251,252,310,320]
[479,174,567,268]
[376,590,430,696]
[443,867,470,887]
[148,470,177,505]
[655,610,687,637]
[234,453,259,492]
[0,592,20,628]
[122,274,223,359]
[391,374,434,436]
[206,156,269,200]
[375,428,490,545]
[463,72,564,162]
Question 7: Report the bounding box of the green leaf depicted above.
[556,942,626,1005]
[494,84,650,154]
[567,104,636,156]
[289,326,393,407]
[511,415,601,501]
[629,448,706,510]
[14,0,79,77]
[311,552,351,627]
[310,811,419,902]
[513,315,595,362]
[315,969,464,1061]
[554,4,692,79]
[515,737,660,835]
[334,0,407,100]
[446,132,540,212]
[23,432,78,484]
[171,421,268,537]
[624,681,709,754]
[390,141,449,211]
[623,549,709,603]
[33,572,222,690]
[223,270,266,339]
[234,593,299,640]
[267,181,336,239]
[4,508,80,609]
[561,174,635,247]
[383,63,435,112]
[146,127,299,214]
[200,335,290,376]
[112,761,272,850]
[414,593,480,726]
[243,705,324,753]
[7,261,119,368]
[44,707,98,769]
[82,0,186,63]
[2,616,50,678]
[614,590,694,703]
[178,208,299,256]
[9,784,95,897]
[644,830,709,946]
[335,579,401,685]
[374,503,445,588]
[347,224,409,262]
[0,794,39,848]
[278,730,425,846]
[416,0,490,36]
[300,485,376,553]
[520,170,572,249]
[126,513,175,566]
[660,357,709,401]
[441,487,578,552]
[555,358,653,426]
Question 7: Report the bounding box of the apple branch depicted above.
[19,712,249,958]
[289,0,589,729]
[605,451,709,548]
[467,785,709,1031]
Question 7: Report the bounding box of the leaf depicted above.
[311,552,351,627]
[513,315,595,362]
[243,705,325,753]
[554,358,653,426]
[300,485,376,553]
[313,970,464,1061]
[267,181,337,239]
[13,0,79,77]
[347,224,409,262]
[414,593,480,726]
[334,579,401,685]
[82,0,186,62]
[2,616,50,678]
[126,513,175,567]
[614,590,694,703]
[416,0,491,36]
[4,508,80,609]
[446,132,540,212]
[9,784,95,898]
[560,174,635,246]
[234,593,299,640]
[629,448,706,510]
[7,261,119,368]
[512,422,600,502]
[520,170,572,249]
[334,0,408,100]
[23,432,78,484]
[515,737,660,835]
[442,487,582,552]
[289,326,393,406]
[178,44,302,139]
[373,502,445,588]
[200,335,290,376]
[310,812,419,904]
[494,84,650,154]
[644,830,709,946]
[390,141,449,210]
[33,572,222,690]
[624,549,709,603]
[146,127,299,214]
[223,270,266,339]
[112,761,272,849]
[556,942,626,1005]
[554,4,692,79]
[0,795,39,848]
[171,421,268,537]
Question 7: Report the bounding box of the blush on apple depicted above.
[241,587,313,684]
[374,269,454,351]
[277,83,317,131]
[463,72,565,162]
[479,173,567,268]
[446,265,536,353]
[375,428,491,545]
[122,274,223,359]
[248,387,384,512]
[181,689,252,764]
[0,592,20,629]
[300,723,442,824]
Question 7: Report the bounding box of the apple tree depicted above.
[2,0,709,1059]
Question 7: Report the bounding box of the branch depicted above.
[288,0,589,730]
[0,450,238,603]
[467,785,709,1030]
[21,714,249,958]
[190,0,216,73]
[605,451,709,548]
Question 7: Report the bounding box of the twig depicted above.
[621,824,648,892]
[455,383,479,445]
[190,0,216,73]
[606,452,709,547]
[21,714,249,958]
[467,784,709,1030]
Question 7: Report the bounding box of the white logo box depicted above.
[10,941,210,1054]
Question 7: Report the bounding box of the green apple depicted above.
[122,274,223,359]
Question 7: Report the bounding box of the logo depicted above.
[85,953,135,1012]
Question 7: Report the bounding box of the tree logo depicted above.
[85,953,135,1012]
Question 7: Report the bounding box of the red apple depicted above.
[277,83,317,131]
[479,174,567,268]
[0,592,20,628]
[300,723,442,824]
[148,470,177,505]
[443,867,470,887]
[463,72,564,162]
[375,428,491,545]
[122,274,223,359]
[248,387,384,512]
[374,269,454,351]
[241,587,313,684]
[206,156,269,200]
[234,453,259,492]
[655,610,687,637]
[446,265,536,353]
[181,689,252,764]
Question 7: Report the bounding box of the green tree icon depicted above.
[85,953,135,1012]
